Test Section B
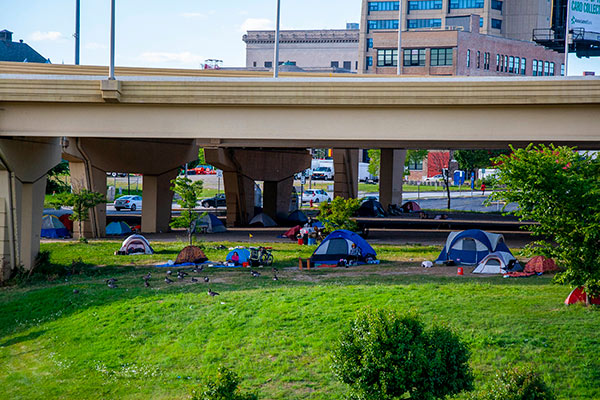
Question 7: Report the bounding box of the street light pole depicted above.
[563,1,570,77]
[397,0,402,75]
[75,0,80,65]
[273,0,281,78]
[109,0,116,80]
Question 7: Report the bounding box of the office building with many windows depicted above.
[358,1,564,76]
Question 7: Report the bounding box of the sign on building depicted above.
[570,0,600,32]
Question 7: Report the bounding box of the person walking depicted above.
[480,183,486,196]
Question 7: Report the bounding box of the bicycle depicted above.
[249,246,273,266]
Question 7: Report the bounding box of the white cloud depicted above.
[84,42,107,50]
[180,12,207,19]
[240,18,274,33]
[30,31,64,41]
[138,51,205,66]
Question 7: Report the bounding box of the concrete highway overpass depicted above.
[0,62,599,278]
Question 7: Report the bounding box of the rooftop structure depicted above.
[0,29,48,63]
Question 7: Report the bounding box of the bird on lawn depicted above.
[192,266,203,273]
[177,271,188,280]
[107,282,118,289]
[105,278,118,284]
[142,272,152,280]
[208,288,219,297]
[144,280,151,288]
[273,274,278,281]
[272,267,278,273]
[191,277,198,283]
[166,270,173,276]
[165,277,174,284]
[73,289,80,294]
[251,270,261,278]
[204,276,210,283]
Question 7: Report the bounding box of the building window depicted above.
[253,61,257,67]
[496,54,500,71]
[491,0,503,11]
[491,19,502,29]
[356,61,359,70]
[532,60,538,76]
[367,56,373,70]
[407,159,424,170]
[509,56,514,73]
[538,60,544,76]
[550,62,555,76]
[368,19,399,31]
[561,63,565,76]
[449,0,484,9]
[476,51,480,68]
[367,38,374,50]
[504,55,508,72]
[331,61,339,68]
[377,49,398,67]
[407,18,442,29]
[408,0,442,11]
[466,49,470,68]
[544,61,549,76]
[264,61,272,68]
[343,61,352,70]
[368,1,399,12]
[403,48,426,66]
[514,57,520,74]
[431,48,453,66]
[484,52,490,70]
[521,58,526,75]
[480,17,484,27]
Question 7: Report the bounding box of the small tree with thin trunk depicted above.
[429,151,452,209]
[64,189,106,242]
[170,177,205,246]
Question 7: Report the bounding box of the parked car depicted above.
[106,172,128,177]
[202,193,226,208]
[114,195,142,211]
[423,174,445,182]
[311,166,334,180]
[301,189,331,204]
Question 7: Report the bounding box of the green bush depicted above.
[191,366,258,400]
[318,196,361,233]
[331,309,473,400]
[473,366,556,400]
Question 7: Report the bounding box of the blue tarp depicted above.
[435,229,513,265]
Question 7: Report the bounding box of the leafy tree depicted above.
[44,192,70,210]
[454,150,510,175]
[368,149,381,176]
[491,144,600,297]
[332,309,473,400]
[170,177,205,245]
[317,196,361,233]
[64,189,106,242]
[368,149,429,177]
[191,366,258,400]
[46,160,70,194]
[198,148,206,165]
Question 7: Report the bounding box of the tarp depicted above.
[226,248,251,264]
[249,213,277,227]
[281,225,301,240]
[357,200,387,217]
[196,213,227,233]
[311,229,376,265]
[435,229,512,265]
[106,221,132,236]
[473,251,521,274]
[41,215,70,238]
[506,255,558,277]
[117,234,154,255]
[400,201,422,213]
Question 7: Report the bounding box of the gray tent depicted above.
[249,213,277,227]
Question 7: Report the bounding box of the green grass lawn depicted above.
[0,242,598,399]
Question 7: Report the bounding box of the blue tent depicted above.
[41,215,70,238]
[311,229,376,265]
[106,221,132,236]
[226,248,251,264]
[435,229,512,265]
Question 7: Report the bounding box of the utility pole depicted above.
[74,0,80,65]
[273,0,281,78]
[563,0,570,77]
[397,0,402,75]
[109,0,116,80]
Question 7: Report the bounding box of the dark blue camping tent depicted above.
[435,229,512,265]
[287,210,308,225]
[41,215,70,238]
[106,221,132,236]
[226,248,251,264]
[311,229,376,265]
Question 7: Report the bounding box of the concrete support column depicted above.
[263,177,294,220]
[333,149,359,199]
[223,171,255,227]
[379,149,407,210]
[69,161,107,239]
[142,169,179,233]
[0,137,61,277]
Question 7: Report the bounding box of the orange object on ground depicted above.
[507,256,558,277]
[457,267,464,275]
[565,287,600,305]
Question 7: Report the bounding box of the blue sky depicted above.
[2,0,600,75]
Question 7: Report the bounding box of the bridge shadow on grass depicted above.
[0,329,46,347]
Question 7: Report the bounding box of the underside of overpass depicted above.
[0,62,599,279]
